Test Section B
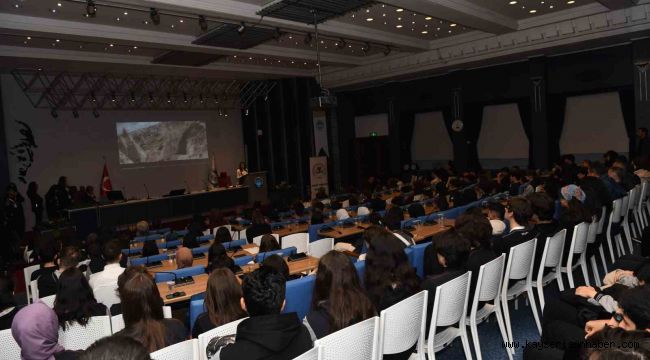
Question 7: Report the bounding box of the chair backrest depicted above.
[189,299,204,332]
[308,238,334,258]
[23,264,41,303]
[315,316,379,360]
[586,220,598,245]
[256,247,297,263]
[233,255,254,266]
[58,315,112,350]
[29,280,39,301]
[94,284,121,309]
[505,238,537,280]
[430,271,471,328]
[111,306,170,333]
[474,254,506,304]
[597,206,607,234]
[154,266,205,283]
[283,275,316,320]
[192,246,210,255]
[150,339,199,360]
[0,328,21,360]
[611,199,623,224]
[622,195,630,219]
[292,346,321,360]
[378,290,428,356]
[223,239,247,249]
[40,294,56,308]
[198,318,248,360]
[282,233,310,254]
[357,206,370,216]
[253,233,279,247]
[569,222,590,255]
[410,243,429,278]
[354,260,366,287]
[197,235,214,244]
[543,229,566,268]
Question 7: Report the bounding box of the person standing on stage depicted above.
[27,181,43,227]
[236,162,248,185]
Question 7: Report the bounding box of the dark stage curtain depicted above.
[517,98,533,168]
[619,88,636,157]
[463,103,484,171]
[399,111,416,168]
[547,94,566,165]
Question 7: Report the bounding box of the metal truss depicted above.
[10,68,278,114]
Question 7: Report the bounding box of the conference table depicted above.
[157,255,320,305]
[317,219,454,242]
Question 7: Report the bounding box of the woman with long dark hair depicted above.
[304,251,375,339]
[192,268,247,338]
[54,268,106,330]
[259,234,280,253]
[214,227,232,244]
[115,266,187,352]
[206,242,235,274]
[364,228,420,311]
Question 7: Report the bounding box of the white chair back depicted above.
[94,285,120,309]
[29,280,39,302]
[253,233,279,247]
[150,339,199,360]
[378,290,428,358]
[40,294,56,308]
[198,317,248,360]
[111,306,172,334]
[597,206,606,234]
[23,264,40,303]
[58,315,112,350]
[543,230,566,268]
[0,329,21,360]
[506,239,537,281]
[282,233,309,254]
[357,206,370,216]
[341,200,350,209]
[292,346,321,360]
[569,222,590,255]
[611,199,623,223]
[475,255,506,303]
[315,316,379,360]
[308,238,334,258]
[427,272,472,357]
[586,220,598,245]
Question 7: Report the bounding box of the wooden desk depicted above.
[403,205,438,220]
[145,244,257,273]
[318,224,366,239]
[157,256,320,305]
[410,219,455,243]
[381,191,401,201]
[273,223,309,238]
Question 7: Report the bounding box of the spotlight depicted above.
[237,22,246,34]
[93,109,100,118]
[72,109,79,118]
[166,93,172,103]
[86,0,96,17]
[214,95,219,104]
[50,109,58,118]
[383,46,392,56]
[183,92,188,103]
[198,15,208,31]
[245,109,249,116]
[150,8,160,25]
[90,92,96,102]
[336,39,346,49]
[111,91,116,102]
[304,33,312,45]
[130,92,136,102]
[219,108,223,116]
[199,94,204,104]
[361,42,371,54]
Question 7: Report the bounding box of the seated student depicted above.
[602,166,627,200]
[455,212,497,303]
[55,268,107,330]
[581,327,650,359]
[0,274,19,330]
[261,255,289,280]
[310,208,324,225]
[175,247,194,269]
[89,240,124,295]
[245,210,272,244]
[214,227,232,244]
[382,206,404,231]
[422,231,470,334]
[407,203,425,219]
[206,242,236,274]
[31,240,59,283]
[85,234,105,274]
[527,192,561,277]
[141,239,159,258]
[135,220,150,237]
[38,246,82,298]
[205,267,312,360]
[192,268,247,338]
[79,336,151,360]
[114,266,187,352]
[558,185,592,264]
[485,201,507,235]
[365,228,420,312]
[11,301,78,360]
[368,193,387,212]
[491,197,538,258]
[304,251,376,340]
[258,234,280,253]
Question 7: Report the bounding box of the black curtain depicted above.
[619,88,636,157]
[399,111,416,169]
[547,94,567,165]
[517,98,533,168]
[441,106,455,167]
[463,103,484,170]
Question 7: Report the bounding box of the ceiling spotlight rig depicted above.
[86,0,96,17]
[149,8,160,25]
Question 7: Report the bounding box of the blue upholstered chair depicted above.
[283,275,316,320]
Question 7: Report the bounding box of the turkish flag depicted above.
[100,163,113,197]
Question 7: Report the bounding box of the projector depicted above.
[310,94,338,109]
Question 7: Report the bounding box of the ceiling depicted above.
[0,0,646,88]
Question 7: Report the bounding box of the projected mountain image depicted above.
[117,121,208,164]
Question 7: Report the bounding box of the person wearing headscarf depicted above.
[560,184,586,203]
[11,301,69,360]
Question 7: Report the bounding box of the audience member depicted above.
[558,185,592,264]
[55,268,107,330]
[192,268,247,338]
[261,254,289,280]
[0,274,18,330]
[304,251,375,339]
[89,240,124,296]
[31,240,58,282]
[11,301,76,359]
[38,246,82,298]
[114,266,187,352]
[214,227,232,244]
[258,234,280,253]
[310,208,324,225]
[206,242,235,274]
[205,267,312,360]
[383,206,404,231]
[455,212,498,302]
[85,234,105,274]
[175,247,193,269]
[527,192,561,277]
[79,336,151,360]
[491,197,538,258]
[245,210,271,244]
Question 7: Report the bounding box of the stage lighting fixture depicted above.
[111,91,116,102]
[130,92,136,102]
[199,94,204,103]
[93,109,100,118]
[237,22,246,34]
[183,93,188,103]
[198,15,208,31]
[86,0,96,17]
[51,109,58,118]
[72,109,79,118]
[90,92,97,102]
[361,42,370,54]
[219,108,223,116]
[150,8,160,25]
[245,109,249,116]
[166,93,172,103]
[336,39,346,49]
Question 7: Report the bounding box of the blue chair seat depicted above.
[189,299,205,332]
[122,248,142,256]
[283,275,316,320]
[154,265,205,283]
[192,246,210,256]
[163,240,182,249]
[233,255,254,267]
[197,235,214,243]
[224,239,247,249]
[146,234,162,241]
[256,247,297,263]
[354,261,366,287]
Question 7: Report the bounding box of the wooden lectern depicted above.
[243,171,269,205]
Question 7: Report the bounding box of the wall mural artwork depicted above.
[9,120,37,184]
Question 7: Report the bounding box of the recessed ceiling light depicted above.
[567,0,575,3]
[51,9,57,13]
[396,24,403,28]
[55,39,60,42]
[115,17,120,21]
[143,20,149,25]
[133,46,138,49]
[179,19,184,23]
[123,11,128,15]
[550,5,554,8]
[421,30,428,34]
[366,18,373,21]
[57,2,62,7]
[450,23,457,27]
[509,1,517,4]
[109,43,114,47]
[529,9,537,13]
[396,8,404,12]
[425,16,432,20]
[26,36,31,40]
[366,8,370,13]
[13,4,20,8]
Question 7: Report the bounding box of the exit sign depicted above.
[370,131,378,137]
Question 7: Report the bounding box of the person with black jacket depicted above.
[244,210,271,244]
[26,181,44,227]
[527,192,561,278]
[491,197,538,259]
[206,267,312,360]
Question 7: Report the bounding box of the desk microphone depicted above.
[144,184,151,199]
[156,271,194,286]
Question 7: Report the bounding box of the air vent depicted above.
[151,51,224,67]
[193,23,278,49]
[258,0,373,24]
